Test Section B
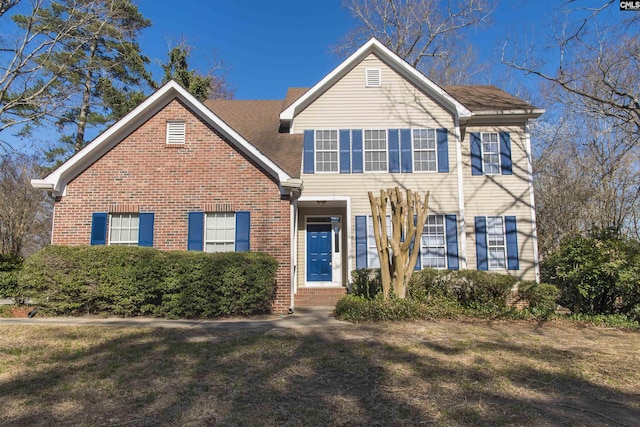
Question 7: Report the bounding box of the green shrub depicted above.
[350,268,382,300]
[518,281,558,315]
[18,246,278,317]
[408,268,516,309]
[0,254,23,299]
[542,235,640,317]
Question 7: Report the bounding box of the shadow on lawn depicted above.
[0,324,639,426]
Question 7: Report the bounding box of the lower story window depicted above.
[487,216,506,269]
[109,213,139,246]
[205,212,235,253]
[421,215,446,269]
[368,215,392,268]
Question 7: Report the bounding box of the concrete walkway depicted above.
[0,307,348,330]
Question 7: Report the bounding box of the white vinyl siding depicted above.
[421,215,446,269]
[205,213,235,253]
[482,132,500,175]
[109,213,139,246]
[487,216,506,269]
[166,120,186,144]
[364,129,387,172]
[315,130,338,172]
[413,129,437,172]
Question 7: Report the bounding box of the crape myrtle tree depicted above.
[368,187,430,299]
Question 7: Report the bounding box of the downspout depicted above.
[454,117,467,269]
[282,179,303,313]
[524,121,540,282]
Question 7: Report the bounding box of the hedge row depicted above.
[18,246,278,317]
[338,268,559,321]
[0,254,23,299]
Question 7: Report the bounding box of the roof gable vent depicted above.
[365,68,381,87]
[166,120,185,144]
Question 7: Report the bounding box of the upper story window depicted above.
[109,213,139,246]
[365,68,381,87]
[482,132,500,174]
[364,130,387,172]
[315,130,338,173]
[413,129,437,172]
[486,216,506,269]
[166,120,186,144]
[205,212,235,253]
[421,215,446,269]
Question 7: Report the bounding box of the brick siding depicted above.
[52,98,292,312]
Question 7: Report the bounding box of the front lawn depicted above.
[0,321,638,426]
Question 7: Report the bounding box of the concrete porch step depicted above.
[295,287,347,307]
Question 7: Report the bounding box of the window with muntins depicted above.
[315,130,338,172]
[109,213,139,246]
[205,212,235,253]
[421,215,446,268]
[482,132,500,174]
[487,216,506,269]
[364,130,387,172]
[413,129,437,172]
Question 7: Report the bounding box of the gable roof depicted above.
[279,38,473,125]
[32,80,294,195]
[205,99,303,178]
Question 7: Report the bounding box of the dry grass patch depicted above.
[0,320,638,426]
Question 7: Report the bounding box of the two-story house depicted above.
[32,38,543,312]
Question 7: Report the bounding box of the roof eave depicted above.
[34,80,292,194]
[472,108,545,118]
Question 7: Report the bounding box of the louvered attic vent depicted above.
[365,68,381,87]
[166,120,185,144]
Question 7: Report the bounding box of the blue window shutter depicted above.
[471,132,483,176]
[413,215,421,270]
[138,213,154,247]
[388,129,400,173]
[235,211,250,252]
[352,130,363,173]
[500,132,512,175]
[505,216,519,270]
[400,129,412,173]
[303,130,314,174]
[475,216,488,270]
[445,215,459,270]
[187,212,204,251]
[339,129,351,174]
[437,128,449,173]
[90,212,108,245]
[355,216,367,268]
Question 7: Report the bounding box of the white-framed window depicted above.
[315,130,338,173]
[421,215,446,269]
[413,129,437,172]
[487,216,506,269]
[109,213,139,246]
[365,68,381,87]
[364,130,387,172]
[367,215,392,268]
[166,120,186,144]
[205,212,235,253]
[482,132,500,174]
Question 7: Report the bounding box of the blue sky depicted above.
[133,0,558,100]
[4,0,632,151]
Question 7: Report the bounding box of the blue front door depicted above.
[307,224,332,282]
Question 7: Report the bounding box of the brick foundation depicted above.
[295,287,347,307]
